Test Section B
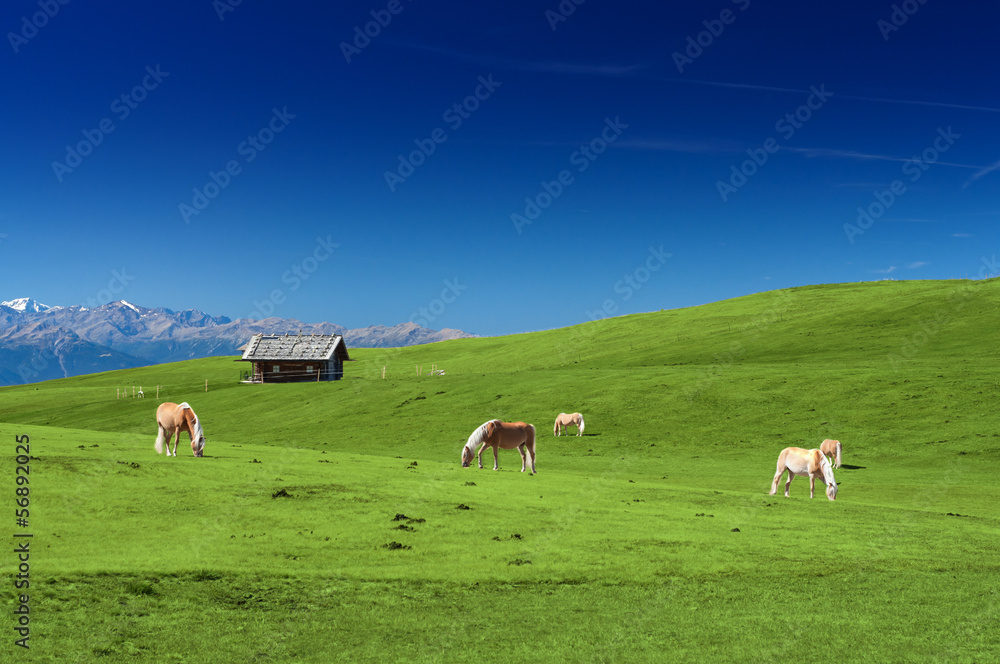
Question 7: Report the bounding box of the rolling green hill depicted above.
[1,279,998,662]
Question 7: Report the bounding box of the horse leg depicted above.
[171,427,180,456]
[476,442,487,469]
[784,473,793,498]
[527,441,536,474]
[769,467,784,496]
[809,475,816,499]
[492,445,500,471]
[517,443,527,472]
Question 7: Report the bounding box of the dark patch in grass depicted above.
[508,558,531,566]
[456,503,472,510]
[271,488,292,499]
[841,464,865,469]
[124,580,157,596]
[395,524,415,532]
[695,513,714,518]
[116,461,141,469]
[383,541,411,550]
[946,512,971,518]
[190,570,222,582]
[392,513,410,521]
[250,458,261,463]
[464,481,476,486]
[731,528,741,532]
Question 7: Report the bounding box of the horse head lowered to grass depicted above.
[155,402,206,457]
[461,420,536,474]
[769,447,837,500]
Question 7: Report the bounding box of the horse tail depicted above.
[577,413,585,435]
[554,416,559,436]
[835,441,842,468]
[155,426,165,454]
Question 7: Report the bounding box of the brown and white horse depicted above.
[820,438,842,469]
[553,412,585,436]
[769,447,837,500]
[461,420,537,474]
[155,402,206,457]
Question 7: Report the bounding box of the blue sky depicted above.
[2,1,998,336]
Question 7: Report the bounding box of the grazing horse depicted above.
[155,402,206,457]
[461,420,537,474]
[769,447,837,500]
[820,438,842,469]
[553,412,585,436]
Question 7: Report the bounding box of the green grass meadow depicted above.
[2,280,999,662]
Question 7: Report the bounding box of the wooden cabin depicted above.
[239,333,350,383]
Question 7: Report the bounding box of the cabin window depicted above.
[306,366,314,373]
[273,365,280,373]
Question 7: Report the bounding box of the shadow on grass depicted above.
[840,464,865,470]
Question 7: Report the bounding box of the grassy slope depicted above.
[2,279,999,662]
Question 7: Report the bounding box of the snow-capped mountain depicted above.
[1,297,54,313]
[0,298,476,385]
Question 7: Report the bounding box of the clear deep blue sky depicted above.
[2,0,998,336]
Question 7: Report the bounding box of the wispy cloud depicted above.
[872,265,898,274]
[613,137,742,154]
[672,78,1000,113]
[399,43,645,78]
[783,146,982,170]
[952,233,974,238]
[963,157,1000,187]
[908,261,929,269]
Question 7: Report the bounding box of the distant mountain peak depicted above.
[1,297,52,313]
[0,296,476,385]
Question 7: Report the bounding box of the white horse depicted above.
[769,447,837,500]
[553,412,585,436]
[820,439,842,468]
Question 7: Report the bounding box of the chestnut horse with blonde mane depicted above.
[553,412,585,436]
[769,447,837,500]
[155,402,206,457]
[461,420,536,474]
[820,438,842,468]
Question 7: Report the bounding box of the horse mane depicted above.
[179,403,205,448]
[819,454,836,486]
[466,420,499,451]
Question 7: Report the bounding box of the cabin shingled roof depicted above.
[240,333,350,362]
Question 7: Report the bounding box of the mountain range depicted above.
[0,298,475,386]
